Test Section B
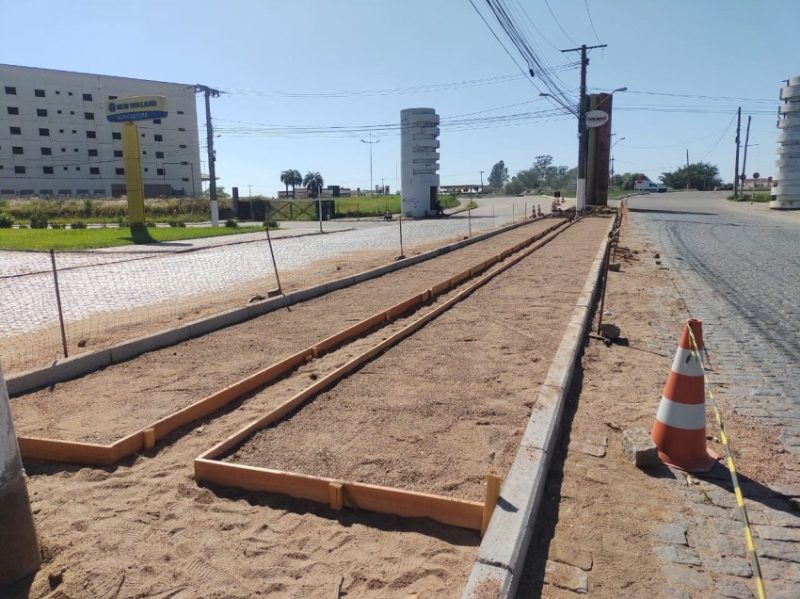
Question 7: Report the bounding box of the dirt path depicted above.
[11,219,557,444]
[7,217,610,599]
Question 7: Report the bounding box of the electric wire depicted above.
[583,0,602,43]
[543,0,578,46]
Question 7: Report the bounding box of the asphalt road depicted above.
[623,191,800,456]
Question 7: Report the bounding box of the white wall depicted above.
[0,64,201,198]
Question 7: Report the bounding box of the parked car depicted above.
[634,180,667,193]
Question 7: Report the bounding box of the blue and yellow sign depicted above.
[106,95,168,122]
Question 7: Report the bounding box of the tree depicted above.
[613,172,650,190]
[280,169,303,198]
[487,160,509,189]
[660,162,722,191]
[303,171,324,198]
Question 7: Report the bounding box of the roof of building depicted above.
[0,63,193,90]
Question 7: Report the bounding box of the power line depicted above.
[583,0,602,43]
[544,0,578,46]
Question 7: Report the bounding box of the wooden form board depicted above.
[193,218,587,532]
[17,218,569,466]
[195,459,487,531]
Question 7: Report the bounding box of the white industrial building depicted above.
[772,75,800,210]
[400,108,440,217]
[0,64,201,199]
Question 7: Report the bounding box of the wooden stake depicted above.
[143,428,156,449]
[329,482,344,510]
[481,471,502,536]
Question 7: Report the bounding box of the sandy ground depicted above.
[225,219,610,502]
[11,218,557,444]
[5,216,610,599]
[515,223,793,597]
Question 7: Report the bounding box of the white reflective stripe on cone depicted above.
[671,347,704,377]
[655,396,706,430]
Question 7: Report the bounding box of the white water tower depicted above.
[772,76,800,209]
[400,108,440,217]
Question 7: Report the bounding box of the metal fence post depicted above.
[49,250,68,358]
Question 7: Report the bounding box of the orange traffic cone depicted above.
[651,319,718,472]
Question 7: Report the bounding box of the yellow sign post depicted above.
[121,122,146,226]
[105,96,168,231]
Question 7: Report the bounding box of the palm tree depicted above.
[289,169,302,198]
[280,170,292,198]
[303,171,324,198]
[280,169,304,198]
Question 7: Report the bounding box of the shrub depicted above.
[0,213,14,228]
[50,222,65,229]
[146,221,156,228]
[225,218,239,228]
[30,212,49,229]
[264,218,278,228]
[82,199,95,217]
[168,219,187,228]
[70,221,87,229]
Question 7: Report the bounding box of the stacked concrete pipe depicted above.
[0,362,41,587]
[772,75,800,209]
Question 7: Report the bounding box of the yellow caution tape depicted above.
[686,327,766,599]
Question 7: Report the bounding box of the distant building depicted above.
[400,108,440,217]
[0,63,201,199]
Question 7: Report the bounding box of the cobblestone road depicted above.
[630,192,800,598]
[1,196,552,338]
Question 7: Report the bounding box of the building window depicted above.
[61,148,66,152]
[57,109,62,114]
[84,112,94,120]
[88,149,98,157]
[40,189,53,195]
[157,168,165,176]
[69,110,74,115]
[39,128,50,136]
[142,150,147,155]
[5,86,17,95]
[86,131,96,139]
[115,168,125,175]
[90,167,100,175]
[144,168,149,172]
[179,144,187,149]
[12,146,23,155]
[6,106,18,115]
[10,126,21,135]
[155,151,164,159]
[154,134,163,142]
[182,177,189,182]
[152,118,161,124]
[58,129,64,133]
[112,132,121,140]
[114,150,123,158]
[68,92,73,96]
[63,166,68,170]
[14,166,25,174]
[36,108,47,117]
[177,110,184,115]
[75,166,80,171]
[43,166,54,174]
[34,89,45,97]
[41,147,52,155]
[178,127,186,132]
[82,93,92,101]
[71,129,76,134]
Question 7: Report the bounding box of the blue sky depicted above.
[3,0,795,194]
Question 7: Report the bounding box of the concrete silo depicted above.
[400,108,440,217]
[772,76,800,209]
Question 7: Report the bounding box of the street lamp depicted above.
[361,132,380,197]
[609,137,625,186]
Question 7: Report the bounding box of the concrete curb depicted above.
[7,217,548,396]
[461,216,614,598]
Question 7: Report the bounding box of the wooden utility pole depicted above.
[734,107,741,198]
[740,115,752,190]
[195,85,221,226]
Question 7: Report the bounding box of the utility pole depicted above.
[734,107,741,199]
[686,149,690,190]
[610,156,615,184]
[562,43,607,212]
[248,184,252,198]
[380,177,385,195]
[361,132,380,197]
[479,170,484,192]
[740,115,752,190]
[195,85,221,226]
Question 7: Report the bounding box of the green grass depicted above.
[0,225,270,251]
[727,192,772,203]
[331,194,460,217]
